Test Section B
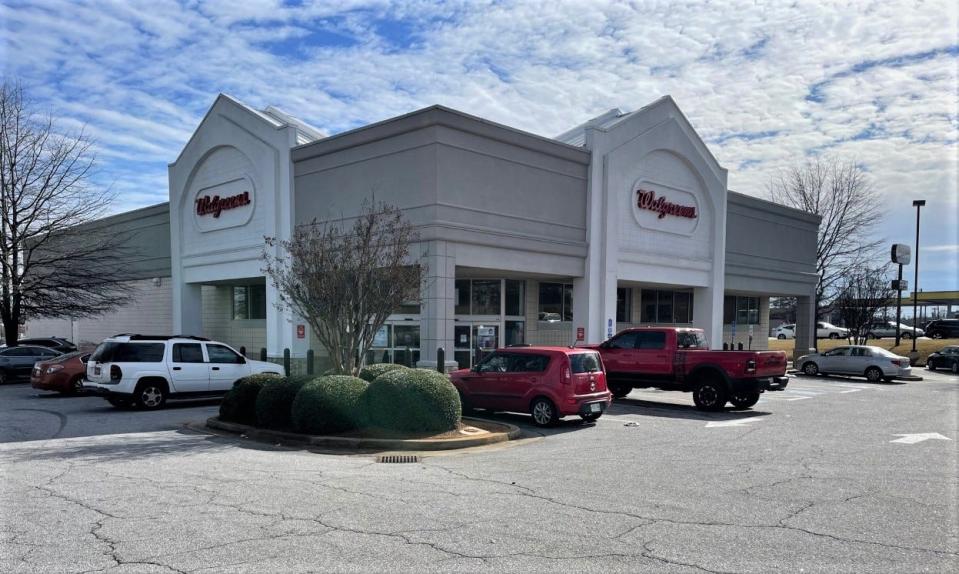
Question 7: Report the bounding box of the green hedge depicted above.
[291,375,368,434]
[255,375,310,430]
[219,373,281,425]
[364,369,461,433]
[358,362,408,382]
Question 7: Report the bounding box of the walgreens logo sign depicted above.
[635,189,697,219]
[195,191,251,218]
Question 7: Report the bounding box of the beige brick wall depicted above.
[24,278,173,349]
[200,286,267,356]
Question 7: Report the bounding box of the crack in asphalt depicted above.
[426,460,959,558]
[641,539,732,574]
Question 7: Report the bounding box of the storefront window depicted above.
[616,288,632,323]
[505,280,525,316]
[723,296,760,324]
[505,320,525,346]
[366,323,420,367]
[455,280,470,315]
[232,285,266,320]
[394,325,420,348]
[641,289,693,323]
[471,279,501,315]
[539,282,573,321]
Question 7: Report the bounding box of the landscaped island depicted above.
[217,363,463,437]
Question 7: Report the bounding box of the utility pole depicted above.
[911,200,926,355]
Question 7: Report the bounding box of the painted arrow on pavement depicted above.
[705,416,764,428]
[890,433,953,444]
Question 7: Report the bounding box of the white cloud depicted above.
[1,0,957,286]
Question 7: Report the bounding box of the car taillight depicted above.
[110,365,122,382]
[561,361,571,385]
[893,359,908,367]
[746,359,757,374]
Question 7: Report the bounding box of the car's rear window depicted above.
[90,342,165,363]
[570,352,602,373]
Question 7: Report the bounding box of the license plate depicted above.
[94,366,101,376]
[589,403,601,413]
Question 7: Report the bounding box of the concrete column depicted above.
[418,240,457,371]
[266,281,302,359]
[794,295,817,362]
[174,282,202,337]
[693,286,724,349]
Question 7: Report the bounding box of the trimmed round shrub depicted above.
[219,373,281,425]
[358,362,408,382]
[255,375,310,430]
[364,369,461,433]
[291,375,368,434]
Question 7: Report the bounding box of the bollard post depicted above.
[406,346,412,368]
[283,348,291,376]
[260,348,267,361]
[738,342,743,350]
[239,346,247,358]
[722,342,728,351]
[307,349,314,375]
[436,347,445,373]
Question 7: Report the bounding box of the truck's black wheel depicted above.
[609,383,631,399]
[693,378,728,411]
[729,391,760,410]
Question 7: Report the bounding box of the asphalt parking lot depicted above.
[1,371,957,573]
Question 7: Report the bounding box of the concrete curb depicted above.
[206,416,522,451]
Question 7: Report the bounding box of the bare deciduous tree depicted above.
[834,266,893,345]
[0,81,135,345]
[263,200,425,375]
[767,156,884,318]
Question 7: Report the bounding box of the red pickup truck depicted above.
[588,327,788,411]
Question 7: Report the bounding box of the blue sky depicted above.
[1,0,957,293]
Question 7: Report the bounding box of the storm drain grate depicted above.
[376,454,420,464]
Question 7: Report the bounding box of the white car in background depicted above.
[774,322,848,340]
[774,324,796,339]
[816,322,849,339]
[84,335,283,409]
[796,345,912,383]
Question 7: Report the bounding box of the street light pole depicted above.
[911,200,925,354]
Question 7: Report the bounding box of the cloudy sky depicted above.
[2,0,957,291]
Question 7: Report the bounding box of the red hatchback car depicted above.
[450,346,611,426]
[31,351,91,395]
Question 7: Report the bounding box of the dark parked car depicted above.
[31,351,91,394]
[923,320,959,339]
[0,346,63,384]
[17,337,78,353]
[926,346,959,374]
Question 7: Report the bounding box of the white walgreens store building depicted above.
[28,94,821,369]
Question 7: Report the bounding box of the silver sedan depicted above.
[796,345,912,383]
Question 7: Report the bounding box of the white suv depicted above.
[84,335,284,409]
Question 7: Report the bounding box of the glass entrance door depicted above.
[453,322,501,369]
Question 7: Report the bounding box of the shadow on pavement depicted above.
[608,398,772,421]
[793,373,906,385]
[0,428,264,463]
[467,410,594,437]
